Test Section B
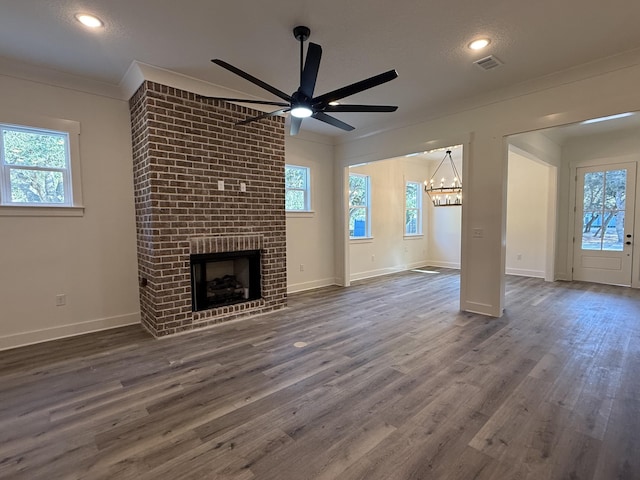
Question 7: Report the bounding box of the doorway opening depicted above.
[345,145,464,288]
[506,111,640,288]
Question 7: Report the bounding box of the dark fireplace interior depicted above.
[190,250,261,311]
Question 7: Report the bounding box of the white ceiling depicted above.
[2,0,640,136]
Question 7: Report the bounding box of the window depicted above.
[285,165,311,211]
[0,115,82,216]
[405,181,422,235]
[349,173,370,238]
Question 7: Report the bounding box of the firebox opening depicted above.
[190,250,261,312]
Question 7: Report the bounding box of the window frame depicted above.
[0,113,83,217]
[285,164,311,212]
[349,173,371,239]
[404,181,423,236]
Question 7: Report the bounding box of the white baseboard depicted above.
[462,301,502,317]
[0,312,141,351]
[427,260,461,270]
[350,261,430,282]
[505,267,545,278]
[287,277,336,294]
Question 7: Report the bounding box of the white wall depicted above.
[505,151,551,278]
[335,50,640,316]
[348,157,429,281]
[285,131,336,292]
[0,74,140,350]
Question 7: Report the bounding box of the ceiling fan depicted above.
[203,26,398,136]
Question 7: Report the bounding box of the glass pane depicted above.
[349,175,367,207]
[581,211,603,250]
[583,171,604,211]
[602,211,624,251]
[350,207,367,237]
[9,168,65,203]
[2,128,68,168]
[580,169,627,252]
[406,210,418,234]
[285,189,305,210]
[604,169,626,211]
[285,166,306,189]
[406,183,418,208]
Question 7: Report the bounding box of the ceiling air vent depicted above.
[474,55,503,71]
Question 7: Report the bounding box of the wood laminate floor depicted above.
[1,269,640,480]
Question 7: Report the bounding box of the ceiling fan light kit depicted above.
[203,26,399,135]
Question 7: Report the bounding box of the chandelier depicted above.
[424,149,462,207]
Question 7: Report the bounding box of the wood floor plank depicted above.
[1,269,639,479]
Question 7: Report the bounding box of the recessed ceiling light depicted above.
[468,38,491,50]
[75,13,103,28]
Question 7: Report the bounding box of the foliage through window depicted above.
[581,168,627,251]
[349,173,370,238]
[285,165,310,211]
[0,124,72,206]
[405,181,422,235]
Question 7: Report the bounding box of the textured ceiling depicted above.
[2,0,640,136]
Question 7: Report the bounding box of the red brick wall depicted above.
[129,81,287,337]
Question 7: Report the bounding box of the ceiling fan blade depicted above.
[199,96,289,107]
[290,116,303,136]
[212,59,292,103]
[324,104,398,113]
[236,108,290,126]
[313,69,398,106]
[300,42,322,99]
[312,112,355,131]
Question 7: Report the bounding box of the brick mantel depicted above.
[129,81,287,337]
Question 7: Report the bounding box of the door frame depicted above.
[567,154,640,288]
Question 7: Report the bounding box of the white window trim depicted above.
[285,164,311,212]
[0,112,83,217]
[405,180,423,236]
[349,173,371,239]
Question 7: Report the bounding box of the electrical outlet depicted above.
[371,254,375,262]
[217,180,224,190]
[517,253,523,261]
[299,264,304,272]
[240,182,246,192]
[56,294,66,306]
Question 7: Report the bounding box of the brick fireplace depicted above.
[129,81,287,337]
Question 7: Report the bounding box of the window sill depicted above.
[0,205,85,217]
[286,210,315,218]
[404,234,424,239]
[350,236,374,244]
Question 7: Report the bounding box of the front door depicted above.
[573,163,636,286]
